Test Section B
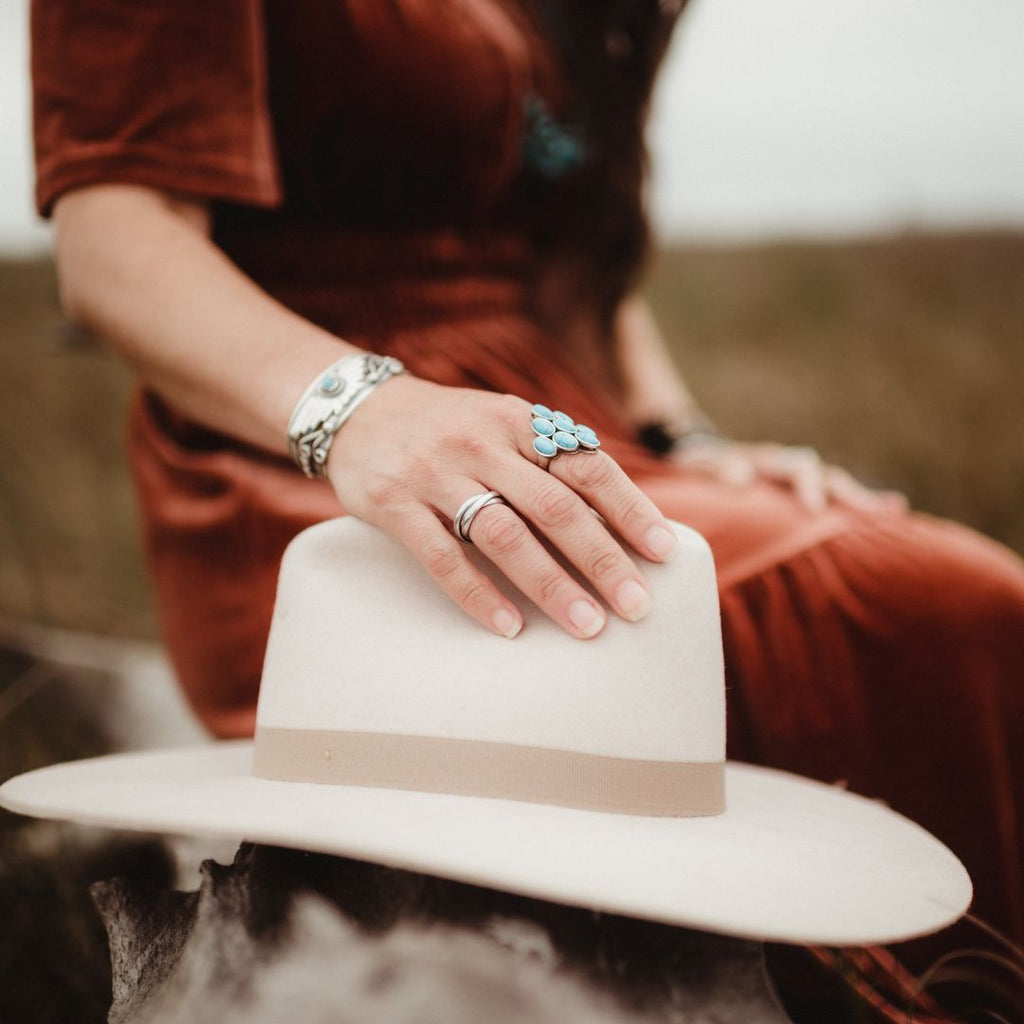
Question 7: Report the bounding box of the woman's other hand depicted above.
[672,439,908,514]
[325,375,678,641]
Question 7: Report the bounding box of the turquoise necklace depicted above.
[521,90,587,178]
[518,0,588,179]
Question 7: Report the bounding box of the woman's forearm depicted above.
[53,183,359,455]
[613,293,703,429]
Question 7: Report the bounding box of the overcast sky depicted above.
[3,0,1023,253]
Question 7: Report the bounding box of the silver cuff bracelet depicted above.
[287,353,405,479]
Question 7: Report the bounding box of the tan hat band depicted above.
[254,727,726,817]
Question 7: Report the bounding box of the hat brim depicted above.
[0,741,970,946]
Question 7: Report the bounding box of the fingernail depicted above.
[645,525,676,561]
[492,608,522,639]
[616,579,652,622]
[568,600,605,638]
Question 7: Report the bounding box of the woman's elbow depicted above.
[51,190,101,329]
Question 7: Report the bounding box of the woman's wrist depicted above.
[286,351,406,479]
[636,409,723,456]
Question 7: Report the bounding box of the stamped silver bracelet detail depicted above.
[287,353,405,480]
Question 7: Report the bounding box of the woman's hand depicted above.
[672,438,908,514]
[326,375,678,641]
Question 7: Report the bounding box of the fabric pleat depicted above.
[711,512,1024,968]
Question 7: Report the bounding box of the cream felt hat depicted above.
[0,518,970,945]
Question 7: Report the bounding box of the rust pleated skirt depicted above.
[127,229,1024,975]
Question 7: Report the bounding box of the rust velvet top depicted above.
[33,0,280,215]
[30,0,1024,978]
[33,0,592,265]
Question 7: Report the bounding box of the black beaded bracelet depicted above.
[637,415,723,456]
[637,421,679,455]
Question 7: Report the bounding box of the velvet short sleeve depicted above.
[31,0,282,217]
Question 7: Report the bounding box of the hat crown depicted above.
[254,519,725,815]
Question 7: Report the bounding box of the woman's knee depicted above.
[835,512,1024,644]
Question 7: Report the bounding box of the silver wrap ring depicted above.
[454,491,508,544]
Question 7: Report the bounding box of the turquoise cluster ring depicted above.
[530,404,601,461]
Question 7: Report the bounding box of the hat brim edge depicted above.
[0,740,972,947]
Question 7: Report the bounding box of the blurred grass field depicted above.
[1,230,1022,637]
